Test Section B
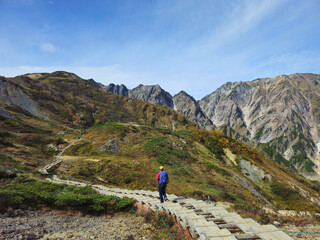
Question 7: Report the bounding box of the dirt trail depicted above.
[39,138,83,174]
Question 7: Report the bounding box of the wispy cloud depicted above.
[184,0,286,56]
[40,43,56,53]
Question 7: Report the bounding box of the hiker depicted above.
[157,166,169,203]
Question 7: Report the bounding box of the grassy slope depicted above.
[56,122,320,212]
[220,123,316,174]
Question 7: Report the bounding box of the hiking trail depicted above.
[40,139,293,240]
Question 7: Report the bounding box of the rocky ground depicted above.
[0,209,159,240]
[281,224,320,240]
[1,208,319,240]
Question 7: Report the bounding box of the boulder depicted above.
[99,139,121,153]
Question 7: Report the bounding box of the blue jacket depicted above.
[159,171,169,184]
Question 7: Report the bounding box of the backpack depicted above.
[159,171,169,184]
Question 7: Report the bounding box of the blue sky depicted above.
[0,0,320,100]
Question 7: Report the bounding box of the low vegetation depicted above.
[55,122,320,213]
[0,176,135,214]
[141,209,189,240]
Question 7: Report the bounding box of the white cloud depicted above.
[40,43,56,53]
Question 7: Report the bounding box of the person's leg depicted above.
[163,184,167,200]
[159,183,164,203]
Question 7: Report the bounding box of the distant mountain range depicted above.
[95,73,320,178]
[102,82,215,130]
[1,71,319,178]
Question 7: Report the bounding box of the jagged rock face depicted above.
[238,157,272,183]
[104,84,173,107]
[87,79,103,89]
[104,84,214,129]
[173,91,214,129]
[129,84,174,108]
[0,78,43,117]
[199,74,320,173]
[105,83,129,96]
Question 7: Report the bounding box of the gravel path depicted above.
[0,209,157,240]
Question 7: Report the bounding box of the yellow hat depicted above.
[159,166,164,170]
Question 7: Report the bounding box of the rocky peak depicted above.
[129,84,174,108]
[173,91,214,129]
[87,78,103,89]
[105,83,129,97]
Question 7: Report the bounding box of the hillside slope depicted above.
[1,71,320,218]
[103,74,320,177]
[0,72,193,130]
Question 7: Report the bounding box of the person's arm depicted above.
[156,172,160,181]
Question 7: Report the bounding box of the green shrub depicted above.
[114,197,135,210]
[254,126,265,140]
[0,179,135,214]
[270,182,301,200]
[124,178,132,184]
[154,127,172,134]
[204,161,231,176]
[171,166,190,177]
[64,142,99,155]
[219,192,237,202]
[173,130,192,136]
[290,154,315,173]
[91,122,127,131]
[189,190,205,198]
[144,137,194,165]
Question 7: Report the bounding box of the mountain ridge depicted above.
[198,73,320,176]
[2,71,320,177]
[92,73,320,177]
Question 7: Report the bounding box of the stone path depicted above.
[46,176,293,240]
